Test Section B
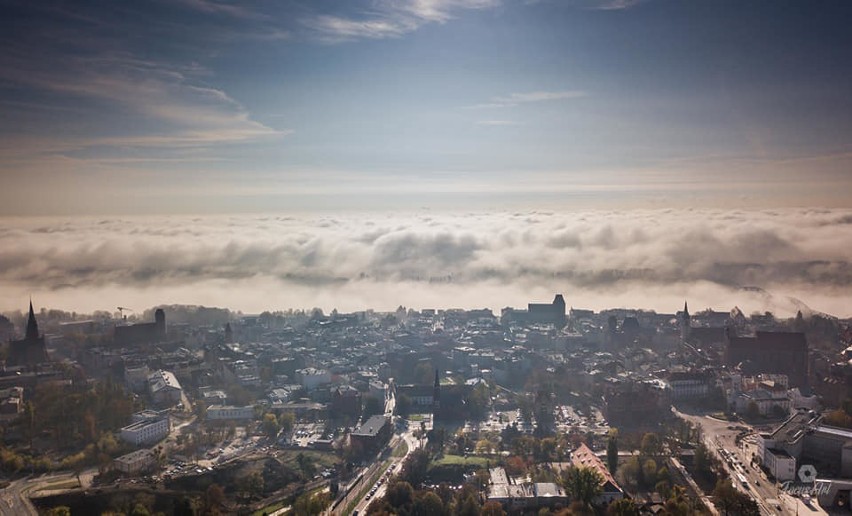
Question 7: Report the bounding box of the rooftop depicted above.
[352,415,389,437]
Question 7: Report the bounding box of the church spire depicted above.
[683,301,689,317]
[26,299,39,340]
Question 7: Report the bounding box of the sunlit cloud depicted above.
[1,209,850,317]
[301,0,501,42]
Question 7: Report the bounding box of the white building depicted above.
[148,370,183,405]
[120,415,170,446]
[207,404,254,421]
[761,447,797,481]
[296,368,332,391]
[735,388,791,416]
[114,449,156,475]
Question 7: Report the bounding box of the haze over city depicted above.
[2,0,851,316]
[4,3,852,516]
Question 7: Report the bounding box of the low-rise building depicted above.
[0,386,23,422]
[667,370,710,401]
[571,443,625,505]
[120,414,170,446]
[296,368,332,391]
[758,411,852,479]
[350,415,391,454]
[148,369,183,405]
[207,404,254,421]
[486,467,568,510]
[114,449,156,475]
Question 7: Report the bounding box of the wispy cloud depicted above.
[557,0,647,10]
[301,0,501,42]
[492,90,587,103]
[0,51,283,152]
[171,0,267,20]
[476,120,521,126]
[464,90,586,109]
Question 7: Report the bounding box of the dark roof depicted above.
[352,415,389,437]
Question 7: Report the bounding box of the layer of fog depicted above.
[1,208,850,317]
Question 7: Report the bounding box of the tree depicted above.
[400,449,430,488]
[238,471,264,498]
[465,383,491,421]
[712,479,758,516]
[606,498,639,516]
[262,413,280,438]
[561,466,603,509]
[386,481,414,509]
[45,508,72,516]
[204,483,225,513]
[279,412,295,434]
[640,433,661,458]
[458,493,482,516]
[411,491,446,516]
[481,501,507,516]
[296,452,316,478]
[606,432,618,473]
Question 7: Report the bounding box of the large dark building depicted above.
[7,302,49,367]
[502,294,567,327]
[725,331,808,388]
[350,415,392,454]
[114,309,166,346]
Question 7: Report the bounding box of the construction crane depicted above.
[117,306,133,320]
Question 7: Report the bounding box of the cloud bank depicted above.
[1,209,850,316]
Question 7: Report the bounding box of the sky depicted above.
[1,0,851,315]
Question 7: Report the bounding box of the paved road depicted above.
[0,467,98,516]
[327,425,420,516]
[674,409,828,516]
[350,431,419,516]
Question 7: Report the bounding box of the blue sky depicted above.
[2,0,852,214]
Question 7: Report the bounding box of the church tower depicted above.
[25,300,39,340]
[154,308,166,338]
[680,301,691,341]
[432,369,441,421]
[8,300,49,367]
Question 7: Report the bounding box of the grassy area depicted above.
[392,440,408,458]
[251,485,327,516]
[432,454,489,467]
[408,414,424,421]
[251,500,287,516]
[277,449,340,469]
